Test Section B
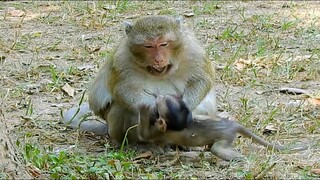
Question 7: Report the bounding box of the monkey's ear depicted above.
[124,21,133,35]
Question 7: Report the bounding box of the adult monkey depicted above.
[62,15,217,145]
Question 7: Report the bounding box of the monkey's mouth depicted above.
[147,64,171,76]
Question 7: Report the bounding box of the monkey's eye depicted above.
[160,42,168,47]
[143,45,153,48]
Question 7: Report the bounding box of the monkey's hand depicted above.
[137,104,153,141]
[155,118,167,132]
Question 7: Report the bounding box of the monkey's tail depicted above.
[237,125,286,151]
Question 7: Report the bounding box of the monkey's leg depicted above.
[210,140,244,161]
[107,103,140,145]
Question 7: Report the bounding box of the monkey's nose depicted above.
[155,58,163,63]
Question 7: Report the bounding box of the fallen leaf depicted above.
[6,7,40,22]
[233,58,253,71]
[265,124,277,131]
[103,5,116,10]
[24,12,40,21]
[286,54,312,62]
[308,98,320,106]
[108,159,122,171]
[310,169,320,175]
[263,124,277,135]
[61,83,75,97]
[133,151,153,160]
[27,165,41,178]
[114,160,122,171]
[254,90,262,95]
[41,5,60,12]
[279,87,309,95]
[50,103,64,107]
[31,31,42,38]
[86,46,101,53]
[77,64,94,71]
[7,7,25,17]
[184,12,194,17]
[287,100,305,108]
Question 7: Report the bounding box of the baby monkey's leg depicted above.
[210,139,244,161]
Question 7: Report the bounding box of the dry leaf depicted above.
[308,98,320,106]
[77,64,94,71]
[184,12,194,17]
[27,166,41,178]
[286,55,312,62]
[31,32,42,38]
[255,90,265,95]
[233,58,253,71]
[108,159,122,171]
[41,5,60,12]
[265,124,277,131]
[50,103,64,107]
[62,83,75,97]
[310,169,320,175]
[263,124,277,135]
[279,87,309,95]
[24,12,40,21]
[133,151,152,160]
[103,5,116,10]
[7,7,40,21]
[7,7,25,17]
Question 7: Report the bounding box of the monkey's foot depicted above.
[61,102,108,135]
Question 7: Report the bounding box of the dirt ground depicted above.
[0,1,319,179]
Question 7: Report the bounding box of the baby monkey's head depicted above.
[149,92,193,131]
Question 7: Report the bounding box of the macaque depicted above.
[62,15,217,144]
[138,94,306,161]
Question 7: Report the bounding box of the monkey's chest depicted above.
[142,79,186,95]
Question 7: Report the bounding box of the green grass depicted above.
[21,143,138,179]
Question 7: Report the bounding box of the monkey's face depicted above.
[143,38,172,76]
[125,16,183,77]
[129,37,181,76]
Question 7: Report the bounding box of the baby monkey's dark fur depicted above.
[143,89,192,131]
[139,94,306,161]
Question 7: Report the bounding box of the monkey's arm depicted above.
[183,60,215,112]
[111,73,159,113]
[61,61,112,135]
[137,106,160,141]
[88,61,113,115]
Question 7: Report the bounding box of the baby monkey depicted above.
[139,93,305,161]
